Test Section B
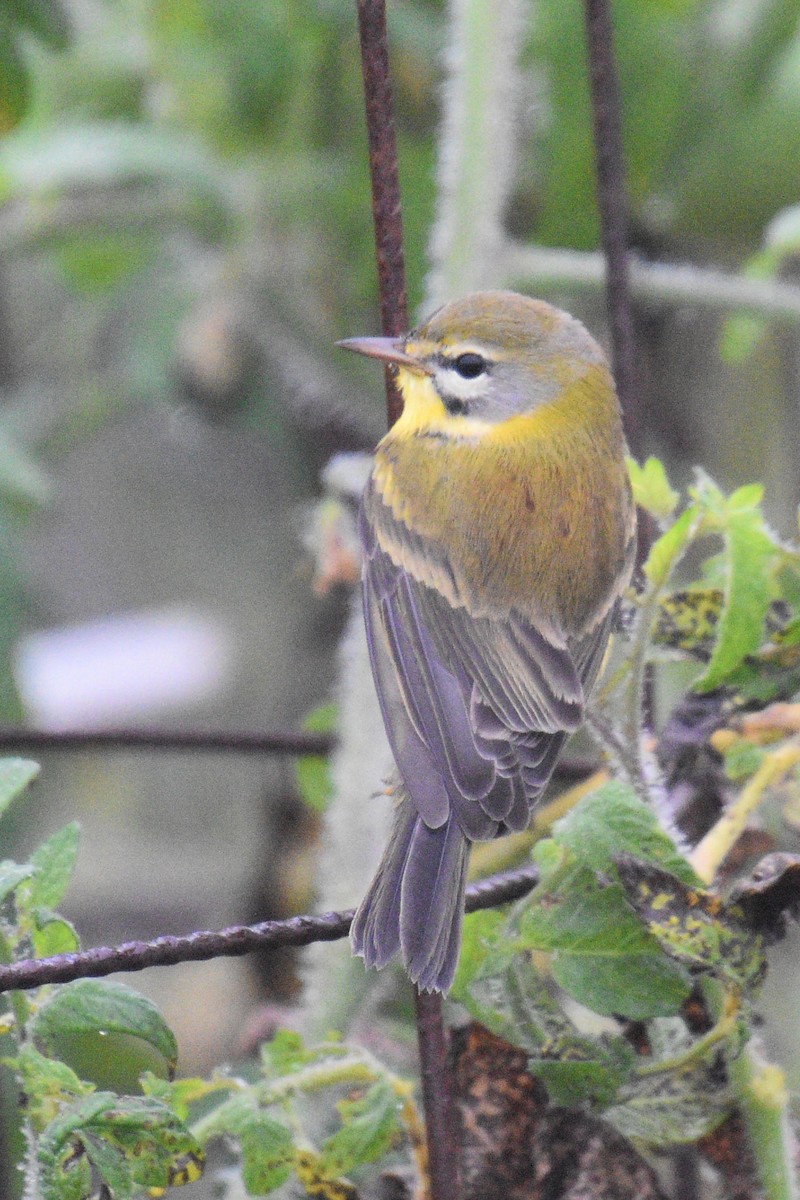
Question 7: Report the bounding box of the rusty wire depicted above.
[0,865,539,994]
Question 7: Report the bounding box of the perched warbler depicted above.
[338,290,636,992]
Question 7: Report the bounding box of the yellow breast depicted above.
[372,366,634,636]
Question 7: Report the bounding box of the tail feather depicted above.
[351,788,469,993]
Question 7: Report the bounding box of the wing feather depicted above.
[360,476,612,843]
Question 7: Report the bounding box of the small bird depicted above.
[338,290,636,992]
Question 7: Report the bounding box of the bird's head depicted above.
[337,291,614,436]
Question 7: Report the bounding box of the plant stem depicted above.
[502,242,800,324]
[729,1043,799,1200]
[425,0,528,307]
[691,742,800,883]
[635,989,740,1078]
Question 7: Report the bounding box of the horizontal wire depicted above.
[0,864,539,994]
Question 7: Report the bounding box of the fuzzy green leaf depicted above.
[453,913,580,1052]
[520,863,690,1019]
[37,1093,119,1200]
[26,822,80,911]
[237,1112,294,1194]
[321,1079,400,1175]
[80,1134,131,1197]
[0,757,39,817]
[553,782,701,885]
[0,861,34,905]
[32,980,178,1078]
[530,1034,637,1109]
[4,1045,90,1130]
[628,456,679,521]
[644,504,702,586]
[606,1018,733,1146]
[32,912,80,958]
[695,502,776,691]
[516,787,695,1018]
[615,857,766,990]
[89,1097,204,1190]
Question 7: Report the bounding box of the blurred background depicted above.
[1,0,800,1107]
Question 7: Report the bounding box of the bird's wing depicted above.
[361,480,596,838]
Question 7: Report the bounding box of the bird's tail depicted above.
[350,786,470,993]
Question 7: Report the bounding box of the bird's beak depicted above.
[336,336,433,375]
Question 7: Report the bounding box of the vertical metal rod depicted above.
[582,0,641,456]
[355,0,408,427]
[583,0,654,725]
[414,987,461,1200]
[355,4,460,1198]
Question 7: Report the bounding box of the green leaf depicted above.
[88,1097,204,1190]
[37,1093,119,1193]
[652,588,722,656]
[4,1045,90,1128]
[615,857,766,991]
[38,1093,204,1198]
[0,757,39,817]
[644,503,702,587]
[721,740,766,782]
[519,861,691,1018]
[516,787,696,1018]
[260,1028,343,1076]
[40,1139,92,1200]
[6,0,71,50]
[553,781,701,886]
[295,702,336,813]
[140,1070,231,1123]
[140,1072,231,1122]
[530,1034,637,1109]
[606,1018,733,1145]
[32,980,178,1079]
[239,1117,295,1194]
[451,907,507,998]
[80,1133,131,1197]
[627,456,679,521]
[321,1079,400,1175]
[0,26,30,134]
[26,822,80,911]
[0,861,34,905]
[455,925,582,1055]
[695,499,777,691]
[32,912,80,958]
[57,233,154,296]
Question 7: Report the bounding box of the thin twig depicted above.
[0,728,333,756]
[0,865,539,995]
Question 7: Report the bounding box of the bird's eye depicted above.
[453,352,487,379]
